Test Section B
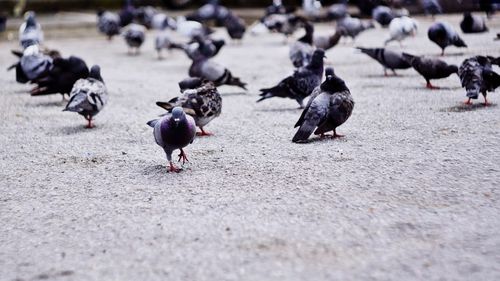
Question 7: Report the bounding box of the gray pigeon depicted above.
[385,16,418,46]
[460,12,488,34]
[147,107,197,173]
[97,11,121,40]
[154,31,182,59]
[428,21,467,56]
[123,23,146,55]
[293,67,354,143]
[402,53,458,89]
[356,47,411,76]
[189,56,247,89]
[422,0,442,18]
[258,49,325,107]
[63,65,108,128]
[289,23,315,67]
[327,4,348,20]
[337,16,374,41]
[8,45,53,83]
[182,35,225,60]
[156,78,222,136]
[19,11,43,49]
[458,56,500,105]
[264,14,306,39]
[313,28,345,51]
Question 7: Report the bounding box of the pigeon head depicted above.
[171,107,185,125]
[325,67,334,78]
[309,49,325,68]
[321,69,348,93]
[89,65,104,83]
[178,77,203,92]
[447,64,459,75]
[24,11,37,27]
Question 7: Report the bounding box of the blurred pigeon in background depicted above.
[147,107,197,173]
[19,11,43,49]
[385,16,418,46]
[372,6,395,27]
[356,47,411,76]
[64,65,108,128]
[123,23,146,55]
[313,28,346,51]
[337,16,374,41]
[428,21,467,55]
[289,22,315,67]
[326,3,348,20]
[97,11,121,40]
[8,45,55,83]
[293,67,354,142]
[421,0,442,18]
[189,55,247,90]
[460,12,488,33]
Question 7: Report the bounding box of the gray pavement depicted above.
[1,13,500,281]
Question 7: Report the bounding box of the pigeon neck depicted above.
[321,76,348,92]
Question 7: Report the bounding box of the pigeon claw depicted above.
[332,129,344,139]
[177,148,189,164]
[196,128,212,136]
[168,162,181,173]
[464,98,472,105]
[426,82,440,90]
[84,116,94,129]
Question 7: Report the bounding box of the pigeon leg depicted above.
[483,97,490,106]
[157,50,163,60]
[426,81,440,89]
[384,69,388,77]
[168,162,181,173]
[464,98,472,105]
[440,49,444,56]
[177,148,189,164]
[196,127,212,136]
[332,129,344,139]
[392,69,398,76]
[85,116,93,129]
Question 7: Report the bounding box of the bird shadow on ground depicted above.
[295,135,346,144]
[28,100,66,107]
[439,103,497,112]
[220,92,247,97]
[363,74,412,78]
[13,89,29,94]
[402,86,461,91]
[142,164,168,176]
[436,52,466,57]
[255,107,302,113]
[57,125,97,135]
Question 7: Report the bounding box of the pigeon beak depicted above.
[174,118,180,122]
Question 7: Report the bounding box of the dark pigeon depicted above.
[293,67,354,143]
[0,15,6,33]
[224,12,246,40]
[458,56,500,105]
[63,65,108,128]
[289,22,315,67]
[123,23,146,55]
[428,21,467,56]
[422,0,442,18]
[264,14,306,39]
[327,4,348,20]
[337,16,374,41]
[460,12,488,34]
[30,55,89,98]
[258,49,325,108]
[372,6,395,27]
[119,0,135,27]
[357,47,411,76]
[147,107,197,173]
[189,56,247,90]
[97,11,121,40]
[402,53,458,89]
[156,78,221,136]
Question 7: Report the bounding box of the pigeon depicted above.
[372,6,395,27]
[19,11,43,49]
[428,21,467,56]
[97,11,121,40]
[151,13,177,30]
[385,16,418,46]
[460,12,488,34]
[189,57,247,90]
[326,3,348,20]
[123,23,146,55]
[422,0,442,18]
[30,55,89,99]
[458,56,500,105]
[479,0,494,18]
[147,107,197,173]
[118,0,135,27]
[8,45,54,84]
[63,65,108,128]
[155,31,182,59]
[156,78,222,136]
[186,0,229,24]
[289,22,315,67]
[303,0,322,20]
[182,35,225,60]
[135,6,158,29]
[264,14,306,39]
[224,12,246,41]
[337,16,374,41]
[264,0,296,17]
[0,15,6,33]
[402,53,458,89]
[356,47,411,76]
[292,67,354,143]
[258,49,325,107]
[313,28,346,51]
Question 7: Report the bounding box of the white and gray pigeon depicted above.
[63,65,108,128]
[264,14,306,40]
[155,31,183,59]
[326,3,348,20]
[19,11,43,49]
[385,16,418,46]
[337,15,374,41]
[303,0,322,20]
[123,23,146,55]
[189,57,247,90]
[258,49,325,108]
[313,28,345,51]
[356,47,411,76]
[460,12,488,33]
[293,67,354,143]
[458,56,500,105]
[372,6,395,27]
[289,22,315,67]
[97,11,121,40]
[8,44,53,83]
[147,107,197,173]
[181,35,225,61]
[151,13,177,30]
[156,77,222,136]
[427,21,467,55]
[175,16,209,38]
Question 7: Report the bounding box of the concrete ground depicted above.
[1,13,500,281]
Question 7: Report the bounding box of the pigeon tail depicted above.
[147,119,160,128]
[292,122,316,143]
[453,36,467,48]
[156,101,174,111]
